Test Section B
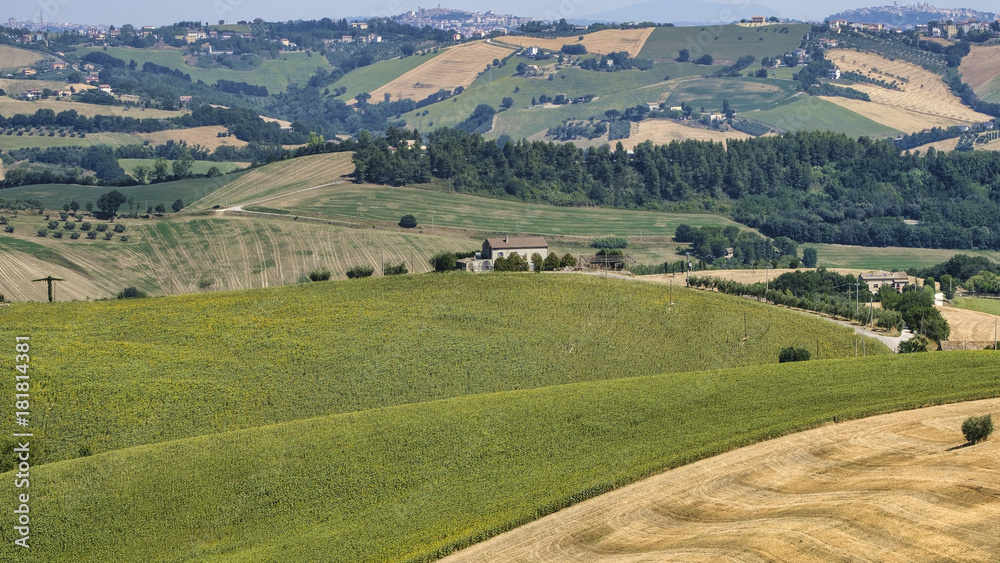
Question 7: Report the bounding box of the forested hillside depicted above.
[354,127,1000,251]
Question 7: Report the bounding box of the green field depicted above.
[665,76,799,112]
[808,243,1000,271]
[0,174,241,210]
[274,182,739,237]
[118,158,247,177]
[742,95,901,137]
[75,47,328,93]
[953,296,1000,316]
[638,24,812,63]
[0,132,144,150]
[978,73,1000,105]
[330,50,444,102]
[0,275,993,562]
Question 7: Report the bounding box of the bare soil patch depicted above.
[444,397,1000,562]
[501,28,654,58]
[366,41,514,103]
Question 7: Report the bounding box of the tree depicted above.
[154,203,166,215]
[96,190,127,218]
[802,247,817,268]
[117,286,147,299]
[778,346,811,362]
[399,214,418,228]
[961,414,993,444]
[153,157,170,182]
[69,200,80,213]
[85,202,94,213]
[429,252,457,272]
[531,252,544,272]
[345,265,374,278]
[695,54,714,65]
[172,152,194,178]
[543,252,561,271]
[878,284,902,310]
[356,91,372,106]
[677,49,690,62]
[383,263,408,276]
[501,96,514,109]
[898,336,928,353]
[133,165,150,185]
[172,199,185,212]
[307,267,332,281]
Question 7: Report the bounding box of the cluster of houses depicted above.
[395,7,530,39]
[827,18,999,38]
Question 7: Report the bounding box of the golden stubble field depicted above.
[621,119,751,149]
[138,126,249,149]
[822,49,992,131]
[363,41,514,103]
[960,45,1000,91]
[444,397,1000,562]
[500,28,655,58]
[0,45,49,68]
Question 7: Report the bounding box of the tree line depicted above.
[351,126,1000,251]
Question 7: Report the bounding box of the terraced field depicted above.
[825,49,992,129]
[499,28,655,58]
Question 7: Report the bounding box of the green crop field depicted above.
[272,182,740,237]
[953,296,1000,316]
[979,74,1000,104]
[741,95,901,137]
[638,24,812,63]
[75,47,328,93]
[118,158,247,177]
[665,76,799,112]
[0,131,144,150]
[0,173,240,210]
[0,275,993,563]
[807,243,1000,271]
[330,50,444,102]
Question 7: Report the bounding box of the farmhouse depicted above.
[860,271,909,293]
[750,15,766,24]
[458,236,549,272]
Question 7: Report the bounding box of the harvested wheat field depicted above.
[138,126,248,149]
[501,28,655,58]
[0,45,49,68]
[939,306,1000,342]
[444,397,1000,563]
[823,49,991,130]
[621,120,750,149]
[363,41,514,104]
[960,45,1000,91]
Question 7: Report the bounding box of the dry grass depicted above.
[362,41,514,104]
[939,306,1000,341]
[620,119,751,149]
[641,268,917,286]
[824,49,991,129]
[960,45,1000,91]
[444,397,1000,563]
[138,126,248,149]
[500,28,655,58]
[0,78,92,95]
[0,45,48,68]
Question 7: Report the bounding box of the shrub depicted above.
[398,214,417,228]
[0,216,6,224]
[961,414,993,444]
[778,346,811,363]
[383,263,408,276]
[307,268,332,281]
[117,287,147,299]
[70,232,80,240]
[591,236,629,249]
[86,231,97,239]
[4,226,12,233]
[48,220,59,229]
[561,253,577,268]
[898,336,928,353]
[429,252,457,272]
[104,232,114,240]
[96,223,108,232]
[52,230,63,239]
[80,222,91,231]
[120,235,129,242]
[64,221,75,230]
[346,265,375,279]
[113,223,126,233]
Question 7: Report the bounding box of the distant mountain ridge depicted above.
[574,0,780,26]
[827,3,997,27]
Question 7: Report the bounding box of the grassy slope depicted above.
[0,44,49,68]
[118,158,246,177]
[0,132,145,150]
[953,296,1000,316]
[743,95,901,137]
[273,182,739,237]
[330,50,444,102]
[75,47,327,93]
[0,173,240,210]
[0,274,887,465]
[2,351,996,562]
[665,76,799,112]
[809,243,1000,271]
[638,24,813,62]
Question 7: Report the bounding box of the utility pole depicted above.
[32,276,65,303]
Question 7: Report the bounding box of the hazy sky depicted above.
[10,0,1000,27]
